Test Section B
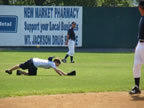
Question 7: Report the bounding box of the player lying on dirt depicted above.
[5,56,76,76]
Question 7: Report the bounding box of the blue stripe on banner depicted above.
[0,15,18,33]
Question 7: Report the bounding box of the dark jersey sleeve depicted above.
[138,17,144,40]
[139,22,144,40]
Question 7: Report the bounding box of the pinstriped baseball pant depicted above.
[133,42,144,78]
[67,39,75,56]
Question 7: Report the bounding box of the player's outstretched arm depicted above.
[54,68,67,76]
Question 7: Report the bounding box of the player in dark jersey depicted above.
[129,1,144,95]
[62,22,76,63]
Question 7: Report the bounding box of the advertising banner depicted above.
[0,6,82,47]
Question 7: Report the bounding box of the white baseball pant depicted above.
[133,42,144,78]
[67,39,75,56]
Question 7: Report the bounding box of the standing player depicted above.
[129,1,144,95]
[5,56,76,76]
[62,22,76,63]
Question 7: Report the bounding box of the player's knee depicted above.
[133,71,141,78]
[133,64,141,71]
[70,51,74,56]
[133,64,141,78]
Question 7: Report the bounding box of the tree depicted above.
[8,0,35,5]
[43,0,99,7]
[34,0,46,6]
[43,0,136,7]
[1,0,9,5]
[3,0,138,7]
[101,0,134,7]
[62,0,98,7]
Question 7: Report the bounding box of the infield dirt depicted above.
[0,92,144,108]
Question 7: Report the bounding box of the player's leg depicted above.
[17,69,36,76]
[132,64,141,89]
[16,59,32,75]
[129,43,143,94]
[16,70,28,75]
[5,65,20,74]
[17,59,37,76]
[27,65,37,76]
[70,56,74,63]
[5,65,28,75]
[62,40,72,63]
[134,44,144,86]
[70,40,75,63]
[133,64,141,87]
[129,63,142,95]
[5,58,32,75]
[62,54,69,63]
[62,40,75,63]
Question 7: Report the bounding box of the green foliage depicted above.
[9,0,35,5]
[1,0,138,7]
[0,51,143,98]
[0,0,9,5]
[0,1,3,5]
[43,0,135,7]
[101,0,134,7]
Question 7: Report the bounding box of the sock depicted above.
[135,78,140,87]
[70,56,73,62]
[64,54,69,60]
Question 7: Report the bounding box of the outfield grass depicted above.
[0,51,144,98]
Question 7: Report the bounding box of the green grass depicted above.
[0,51,144,98]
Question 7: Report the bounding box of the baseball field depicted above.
[0,50,144,108]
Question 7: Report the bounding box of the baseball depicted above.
[36,45,40,48]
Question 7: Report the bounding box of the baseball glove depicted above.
[67,70,76,76]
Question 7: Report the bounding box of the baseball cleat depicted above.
[71,61,75,63]
[62,59,66,63]
[5,70,12,75]
[16,70,22,75]
[129,85,141,95]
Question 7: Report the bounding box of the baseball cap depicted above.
[139,1,144,7]
[72,22,76,25]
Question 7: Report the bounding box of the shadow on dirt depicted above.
[130,95,144,101]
